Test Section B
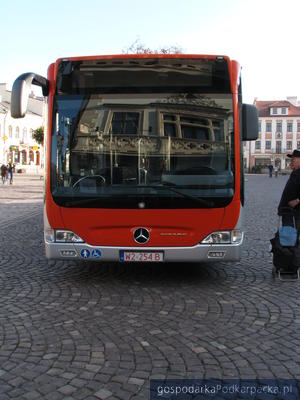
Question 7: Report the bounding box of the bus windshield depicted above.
[51,59,235,209]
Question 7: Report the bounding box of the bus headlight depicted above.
[44,228,55,243]
[231,229,243,244]
[201,230,243,245]
[55,230,84,243]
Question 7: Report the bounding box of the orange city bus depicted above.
[11,54,258,263]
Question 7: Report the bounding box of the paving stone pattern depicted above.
[0,174,300,399]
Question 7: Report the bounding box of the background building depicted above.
[0,83,44,172]
[244,97,300,173]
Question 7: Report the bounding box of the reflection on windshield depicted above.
[51,93,234,208]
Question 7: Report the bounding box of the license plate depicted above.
[120,251,164,262]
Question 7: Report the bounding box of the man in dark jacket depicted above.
[278,149,300,228]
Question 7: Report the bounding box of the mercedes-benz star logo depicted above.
[133,228,150,244]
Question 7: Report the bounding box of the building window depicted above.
[276,122,282,132]
[265,141,271,150]
[297,122,300,132]
[255,141,261,150]
[111,112,140,135]
[276,141,282,153]
[287,122,293,132]
[297,141,300,150]
[15,127,19,139]
[181,116,212,140]
[287,141,292,150]
[281,108,287,115]
[23,127,27,139]
[258,121,261,132]
[266,122,272,132]
[159,112,221,141]
[8,125,12,138]
[272,108,278,115]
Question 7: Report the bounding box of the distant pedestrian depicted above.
[274,165,279,178]
[7,162,13,185]
[268,164,273,178]
[1,164,7,184]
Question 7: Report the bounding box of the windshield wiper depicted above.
[62,197,103,207]
[161,182,214,207]
[138,183,214,207]
[57,183,214,208]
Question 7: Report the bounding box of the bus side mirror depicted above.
[11,73,49,118]
[242,104,258,141]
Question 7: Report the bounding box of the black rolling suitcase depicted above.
[270,207,300,280]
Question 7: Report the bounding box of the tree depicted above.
[123,38,183,54]
[32,126,44,145]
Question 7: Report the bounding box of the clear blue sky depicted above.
[2,0,300,103]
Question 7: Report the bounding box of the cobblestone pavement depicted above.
[1,174,300,399]
[0,175,43,229]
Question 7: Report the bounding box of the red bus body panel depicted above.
[45,54,242,255]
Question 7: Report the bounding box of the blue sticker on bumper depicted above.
[92,249,102,259]
[80,249,90,259]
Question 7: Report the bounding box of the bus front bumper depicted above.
[45,242,243,263]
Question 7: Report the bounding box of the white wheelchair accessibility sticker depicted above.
[92,249,102,259]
